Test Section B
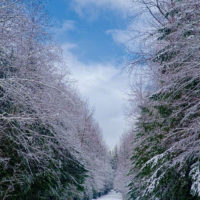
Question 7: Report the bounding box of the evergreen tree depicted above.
[0,1,113,199]
[129,0,200,199]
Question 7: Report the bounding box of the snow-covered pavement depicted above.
[93,190,122,200]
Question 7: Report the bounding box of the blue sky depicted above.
[47,0,130,64]
[47,0,140,149]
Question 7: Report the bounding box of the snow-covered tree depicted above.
[77,108,113,199]
[129,0,200,199]
[114,132,134,199]
[0,1,113,199]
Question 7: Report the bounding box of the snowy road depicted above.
[93,190,122,200]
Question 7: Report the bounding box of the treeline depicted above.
[112,132,134,199]
[114,0,200,199]
[0,0,113,199]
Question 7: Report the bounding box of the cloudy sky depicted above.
[47,0,142,149]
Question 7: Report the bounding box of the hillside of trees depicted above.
[114,0,200,199]
[0,1,113,199]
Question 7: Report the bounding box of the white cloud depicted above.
[107,10,153,52]
[53,2,153,149]
[51,20,76,38]
[107,28,133,48]
[71,0,133,17]
[59,20,75,31]
[62,43,129,149]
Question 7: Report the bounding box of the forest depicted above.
[0,0,200,200]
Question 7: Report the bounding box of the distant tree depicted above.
[114,132,134,199]
[111,145,118,171]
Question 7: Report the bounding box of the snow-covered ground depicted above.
[93,190,122,200]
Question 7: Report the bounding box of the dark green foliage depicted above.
[129,0,200,198]
[0,74,87,199]
[0,118,87,200]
